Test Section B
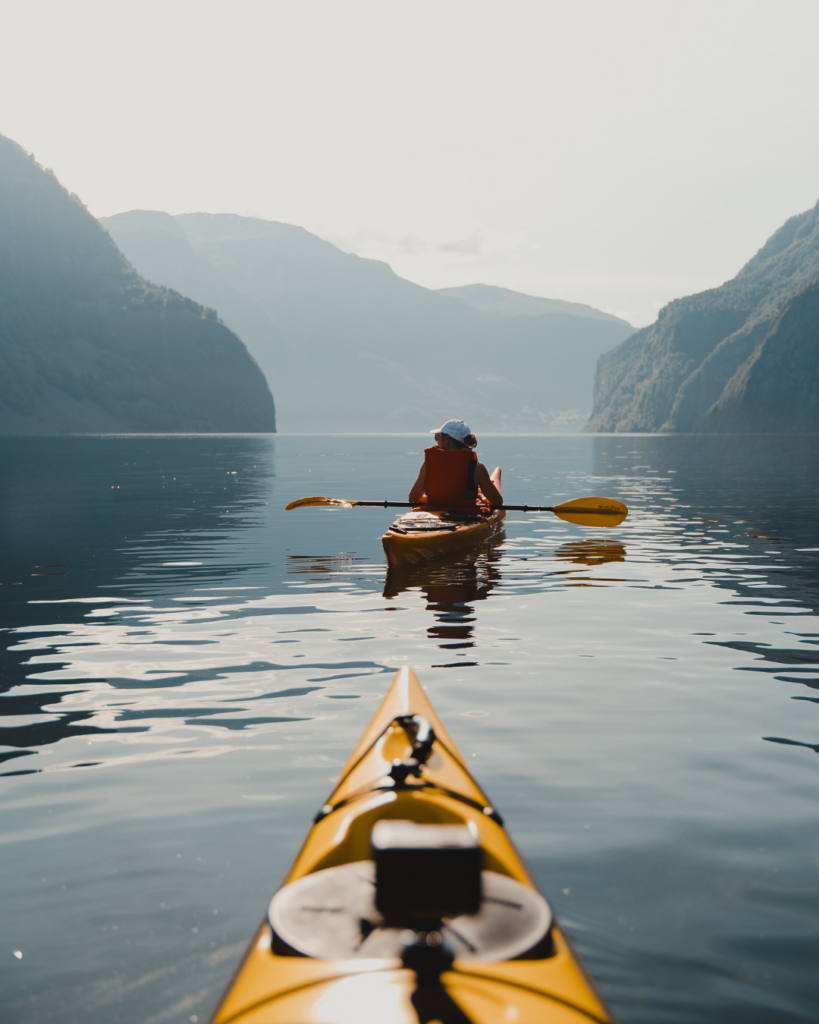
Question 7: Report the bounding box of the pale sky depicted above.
[2,0,818,326]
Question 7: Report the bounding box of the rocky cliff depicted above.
[0,135,276,434]
[585,200,819,433]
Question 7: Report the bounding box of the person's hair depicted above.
[436,431,478,449]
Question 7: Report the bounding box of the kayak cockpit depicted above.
[209,669,614,1024]
[269,793,554,963]
[385,510,489,536]
[265,715,557,1022]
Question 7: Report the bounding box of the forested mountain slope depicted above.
[0,136,275,434]
[104,212,633,433]
[586,200,819,433]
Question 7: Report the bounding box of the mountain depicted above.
[0,136,275,434]
[102,212,633,433]
[437,283,628,324]
[585,200,819,433]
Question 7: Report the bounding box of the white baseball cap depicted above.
[431,419,472,442]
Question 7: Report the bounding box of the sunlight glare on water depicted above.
[1,434,818,1023]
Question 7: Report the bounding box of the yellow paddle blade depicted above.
[552,496,628,528]
[285,496,357,510]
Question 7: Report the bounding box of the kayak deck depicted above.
[210,667,613,1024]
[382,507,505,567]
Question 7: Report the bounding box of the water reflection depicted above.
[5,434,819,769]
[382,542,502,664]
[588,433,819,756]
[3,435,819,1024]
[0,435,277,777]
[286,542,505,661]
[287,554,365,576]
[554,539,626,567]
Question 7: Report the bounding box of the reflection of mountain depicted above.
[0,435,273,767]
[384,544,503,660]
[0,135,275,434]
[102,211,633,433]
[591,433,819,716]
[588,433,819,760]
[591,432,819,568]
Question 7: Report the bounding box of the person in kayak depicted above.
[409,419,503,510]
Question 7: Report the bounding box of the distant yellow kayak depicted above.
[210,667,614,1023]
[381,508,506,567]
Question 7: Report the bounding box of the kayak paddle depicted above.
[285,495,628,527]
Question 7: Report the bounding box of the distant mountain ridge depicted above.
[103,211,633,433]
[586,200,819,433]
[0,135,276,434]
[437,283,628,324]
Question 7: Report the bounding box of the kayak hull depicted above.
[381,508,505,567]
[210,667,613,1024]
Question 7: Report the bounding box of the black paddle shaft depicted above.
[353,501,622,515]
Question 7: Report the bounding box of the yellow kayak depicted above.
[381,508,506,567]
[210,667,614,1024]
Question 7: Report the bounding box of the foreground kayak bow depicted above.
[210,667,614,1024]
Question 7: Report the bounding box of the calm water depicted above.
[2,434,819,1024]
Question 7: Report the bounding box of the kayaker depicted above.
[409,419,503,509]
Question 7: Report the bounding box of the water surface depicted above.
[2,433,818,1023]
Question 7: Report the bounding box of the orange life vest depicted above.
[423,446,479,508]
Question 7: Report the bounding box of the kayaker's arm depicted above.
[475,462,502,506]
[408,464,426,504]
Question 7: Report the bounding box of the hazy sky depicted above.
[3,0,818,325]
